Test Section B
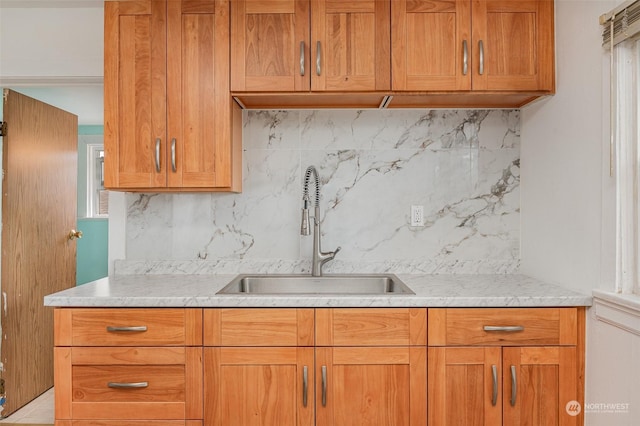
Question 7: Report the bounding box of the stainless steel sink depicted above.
[217,274,414,295]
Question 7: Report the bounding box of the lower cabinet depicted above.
[53,306,584,426]
[315,347,426,426]
[53,308,203,426]
[427,308,584,426]
[204,347,314,426]
[203,308,428,426]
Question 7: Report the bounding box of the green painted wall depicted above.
[77,218,109,285]
[77,125,108,285]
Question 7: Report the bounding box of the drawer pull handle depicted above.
[510,365,517,406]
[302,365,308,407]
[483,326,524,332]
[108,381,148,389]
[106,326,148,332]
[491,365,498,406]
[321,365,327,407]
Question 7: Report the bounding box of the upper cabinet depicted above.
[230,0,392,107]
[104,0,242,192]
[232,0,555,108]
[392,0,555,92]
[231,0,391,92]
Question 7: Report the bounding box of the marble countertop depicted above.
[44,274,592,308]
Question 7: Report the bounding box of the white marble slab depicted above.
[44,274,592,308]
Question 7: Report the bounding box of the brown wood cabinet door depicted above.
[392,0,472,91]
[231,0,310,91]
[471,0,554,91]
[502,347,578,426]
[167,0,233,188]
[311,0,390,91]
[204,347,314,426]
[428,346,502,426]
[316,347,427,426]
[104,0,167,189]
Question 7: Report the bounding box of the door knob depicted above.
[68,230,83,240]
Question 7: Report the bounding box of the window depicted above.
[86,143,108,218]
[602,0,640,294]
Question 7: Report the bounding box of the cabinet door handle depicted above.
[106,326,148,332]
[510,365,517,406]
[171,138,177,172]
[491,364,498,406]
[316,41,322,76]
[478,40,485,75]
[483,326,524,332]
[302,365,308,407]
[108,381,148,389]
[300,41,305,76]
[462,40,468,75]
[154,138,161,172]
[321,365,327,406]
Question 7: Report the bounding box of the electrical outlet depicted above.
[411,205,424,227]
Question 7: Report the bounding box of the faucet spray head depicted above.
[301,197,311,235]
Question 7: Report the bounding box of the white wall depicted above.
[0,3,103,79]
[521,0,616,292]
[521,1,638,424]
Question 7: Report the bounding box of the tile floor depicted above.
[0,388,54,424]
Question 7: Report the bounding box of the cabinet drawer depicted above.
[55,347,202,421]
[204,308,314,346]
[55,308,203,346]
[428,308,577,346]
[316,308,427,346]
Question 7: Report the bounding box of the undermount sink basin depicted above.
[217,274,414,295]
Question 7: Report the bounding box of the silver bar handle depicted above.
[510,365,517,406]
[300,41,305,76]
[108,381,149,389]
[491,365,498,406]
[321,365,327,406]
[483,326,524,332]
[106,326,148,332]
[302,366,308,407]
[154,138,161,172]
[463,40,468,75]
[316,41,322,76]
[171,138,177,172]
[479,40,484,75]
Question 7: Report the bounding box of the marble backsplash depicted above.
[120,109,520,275]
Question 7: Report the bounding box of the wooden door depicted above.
[316,347,427,426]
[428,346,502,426]
[471,0,555,91]
[231,0,310,91]
[167,0,234,188]
[392,0,471,91]
[311,0,390,91]
[1,89,78,415]
[104,0,167,189]
[204,347,314,426]
[502,347,578,426]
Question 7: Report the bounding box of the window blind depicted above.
[601,0,640,46]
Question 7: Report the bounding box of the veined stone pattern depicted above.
[124,109,520,274]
